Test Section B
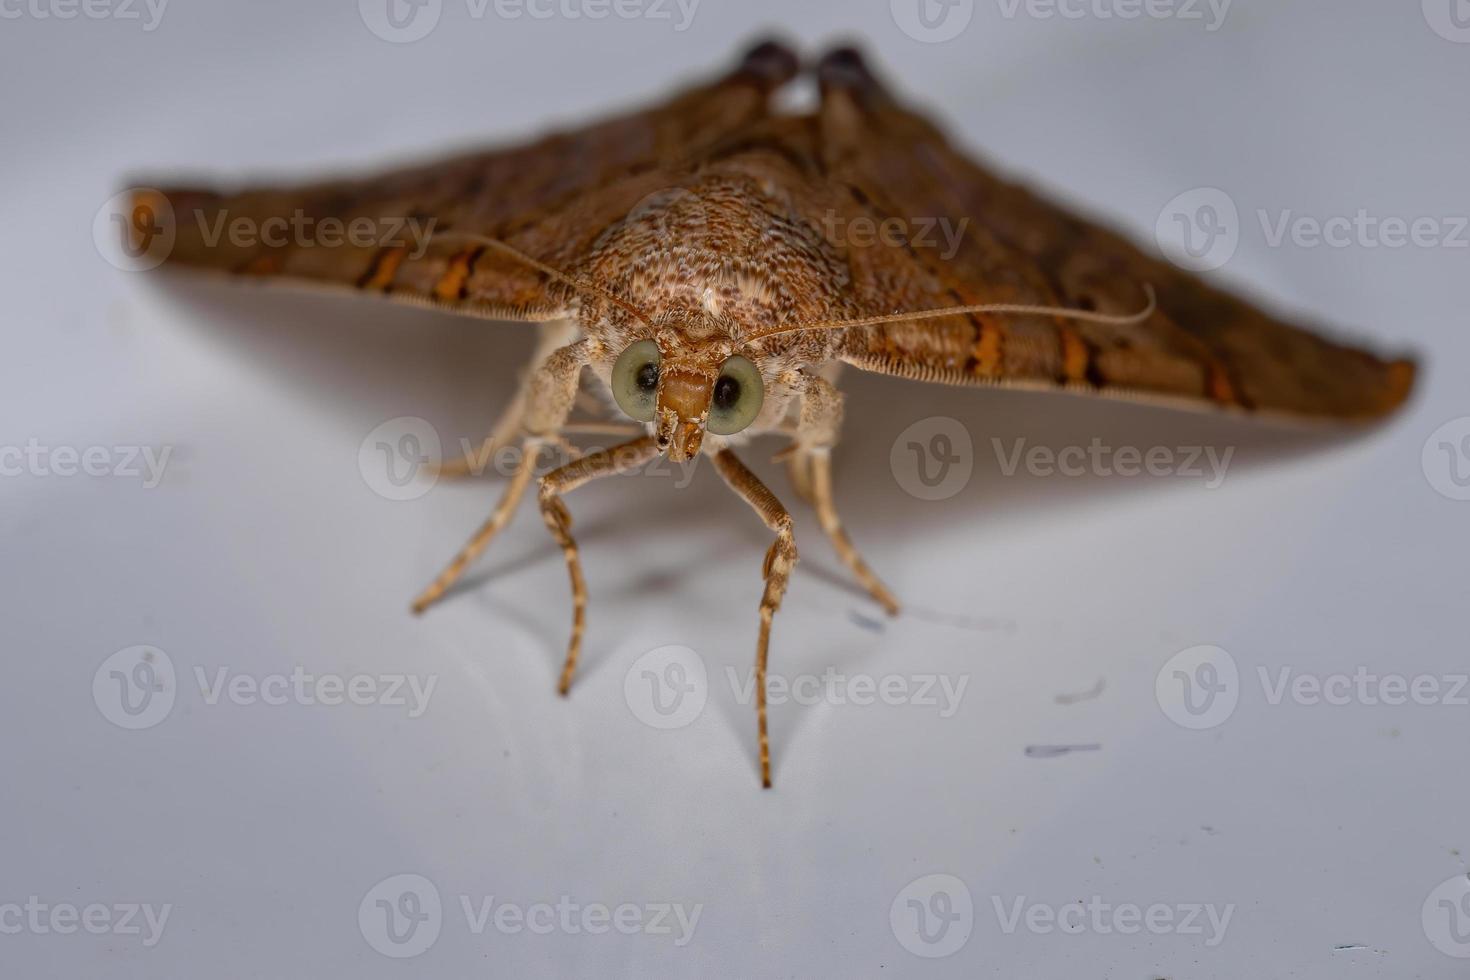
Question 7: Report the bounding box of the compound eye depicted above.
[611,339,661,422]
[707,354,764,436]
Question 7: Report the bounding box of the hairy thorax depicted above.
[573,167,857,445]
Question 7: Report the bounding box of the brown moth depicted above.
[131,40,1415,788]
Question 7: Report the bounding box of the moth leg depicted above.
[713,449,799,789]
[410,340,590,614]
[433,320,580,479]
[793,372,901,616]
[537,436,661,696]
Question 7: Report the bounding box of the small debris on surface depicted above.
[1024,743,1101,759]
[1054,677,1106,705]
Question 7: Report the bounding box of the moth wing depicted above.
[808,49,1414,421]
[129,41,800,322]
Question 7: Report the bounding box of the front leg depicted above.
[790,371,900,616]
[538,436,661,696]
[713,449,798,789]
[411,340,590,614]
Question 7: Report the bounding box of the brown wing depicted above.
[807,48,1415,421]
[128,41,800,322]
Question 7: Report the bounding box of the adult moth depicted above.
[131,40,1415,787]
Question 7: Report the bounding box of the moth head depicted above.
[610,339,764,461]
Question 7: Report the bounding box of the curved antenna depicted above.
[428,230,654,327]
[746,284,1157,342]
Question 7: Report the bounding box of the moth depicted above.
[131,40,1415,787]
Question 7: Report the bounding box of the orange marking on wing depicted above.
[242,254,283,276]
[969,316,1004,378]
[434,247,483,302]
[1057,323,1090,383]
[1205,360,1239,406]
[360,246,407,292]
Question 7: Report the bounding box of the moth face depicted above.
[610,339,765,461]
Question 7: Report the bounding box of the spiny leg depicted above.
[791,370,900,616]
[713,449,798,789]
[411,442,542,614]
[433,320,580,479]
[809,450,899,616]
[410,340,591,614]
[538,436,661,696]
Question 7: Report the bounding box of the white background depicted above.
[3,0,1469,976]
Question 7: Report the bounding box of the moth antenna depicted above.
[428,230,654,327]
[746,283,1158,341]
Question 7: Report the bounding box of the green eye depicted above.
[611,339,661,422]
[707,355,764,436]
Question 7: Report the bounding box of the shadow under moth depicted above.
[129,39,1416,787]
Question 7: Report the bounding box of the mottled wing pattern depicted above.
[808,49,1415,421]
[132,42,800,322]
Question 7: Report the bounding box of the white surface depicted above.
[3,1,1468,977]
